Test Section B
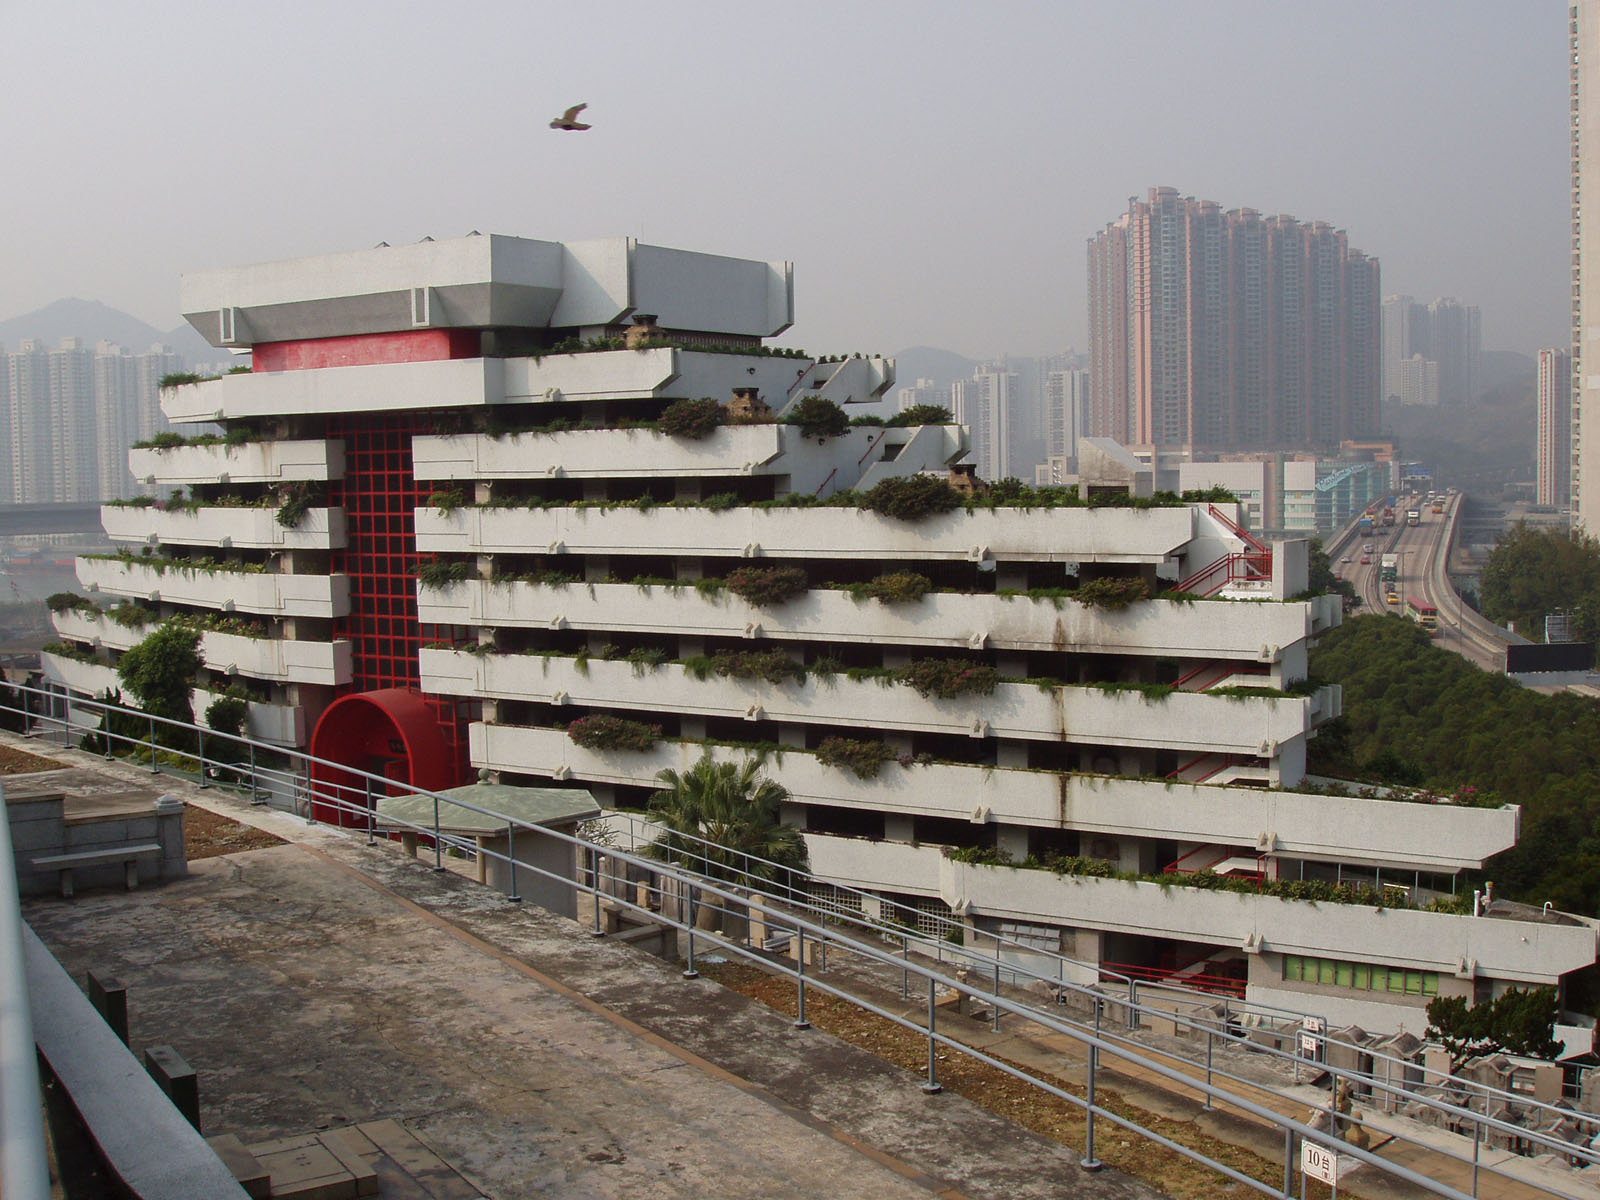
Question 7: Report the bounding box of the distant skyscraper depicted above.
[1381,295,1481,406]
[896,377,949,414]
[0,337,182,503]
[1043,367,1090,464]
[1087,187,1380,452]
[952,364,1016,482]
[1574,3,1596,528]
[1539,348,1573,508]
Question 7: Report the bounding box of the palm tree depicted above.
[646,755,809,886]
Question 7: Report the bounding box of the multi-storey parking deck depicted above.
[40,232,1598,1034]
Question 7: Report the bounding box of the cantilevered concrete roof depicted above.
[375,782,599,836]
[179,234,794,347]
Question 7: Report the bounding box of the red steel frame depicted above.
[327,412,468,785]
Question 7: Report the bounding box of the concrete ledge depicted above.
[24,922,250,1198]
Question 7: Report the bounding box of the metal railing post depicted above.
[197,726,207,788]
[432,794,443,871]
[505,822,520,903]
[1205,1023,1215,1110]
[923,976,942,1094]
[794,927,811,1029]
[365,777,374,846]
[248,741,263,805]
[683,888,699,979]
[148,713,159,772]
[304,759,314,825]
[901,933,910,1000]
[1472,1117,1480,1198]
[591,850,604,936]
[1083,997,1102,1170]
[992,959,1001,1033]
[1282,1128,1294,1198]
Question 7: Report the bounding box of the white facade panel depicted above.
[101,504,346,551]
[414,504,1197,565]
[417,579,1317,662]
[939,859,1599,985]
[420,649,1310,755]
[128,439,344,486]
[469,724,1514,870]
[77,558,350,619]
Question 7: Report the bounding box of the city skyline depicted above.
[0,2,1570,362]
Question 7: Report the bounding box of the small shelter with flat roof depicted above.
[375,783,599,918]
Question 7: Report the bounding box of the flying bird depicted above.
[550,103,591,131]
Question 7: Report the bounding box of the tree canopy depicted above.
[647,756,809,885]
[116,623,202,734]
[1309,614,1600,917]
[1479,522,1600,641]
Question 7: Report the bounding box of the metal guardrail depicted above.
[9,680,1600,1200]
[0,781,50,1199]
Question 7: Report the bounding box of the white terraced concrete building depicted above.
[44,233,1598,1034]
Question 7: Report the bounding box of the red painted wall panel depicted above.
[254,329,479,372]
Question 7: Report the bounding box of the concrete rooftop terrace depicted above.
[18,754,1160,1200]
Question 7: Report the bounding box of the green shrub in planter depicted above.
[725,566,809,606]
[567,715,662,752]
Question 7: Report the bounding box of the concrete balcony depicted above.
[499,348,833,406]
[41,651,120,698]
[162,349,880,426]
[192,687,306,747]
[50,610,353,688]
[937,858,1600,985]
[77,558,350,620]
[414,425,786,481]
[417,578,1322,663]
[128,439,344,486]
[100,504,347,551]
[42,651,306,747]
[468,724,1515,872]
[804,835,943,899]
[161,358,502,423]
[414,503,1197,566]
[412,423,968,497]
[422,649,1311,755]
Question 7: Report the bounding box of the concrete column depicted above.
[153,795,186,882]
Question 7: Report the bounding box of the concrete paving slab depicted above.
[23,833,1159,1200]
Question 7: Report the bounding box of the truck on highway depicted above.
[1380,553,1398,583]
[1406,508,1421,526]
[1381,507,1396,527]
[1358,514,1375,536]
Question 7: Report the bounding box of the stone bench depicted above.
[32,843,163,898]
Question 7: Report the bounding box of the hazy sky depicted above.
[2,1,1570,359]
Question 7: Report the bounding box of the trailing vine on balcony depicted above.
[725,566,809,606]
[683,649,806,685]
[567,715,661,752]
[657,398,724,439]
[46,592,97,615]
[815,737,898,779]
[891,658,999,699]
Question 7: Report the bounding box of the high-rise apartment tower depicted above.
[1087,188,1380,453]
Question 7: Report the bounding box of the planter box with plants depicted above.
[417,647,1314,759]
[413,502,1209,573]
[468,724,1515,873]
[161,357,501,423]
[77,557,351,620]
[415,576,1329,666]
[128,437,346,487]
[939,857,1598,987]
[101,502,346,551]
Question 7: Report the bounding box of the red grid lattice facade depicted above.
[327,413,468,784]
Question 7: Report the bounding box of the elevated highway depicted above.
[1338,496,1518,671]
